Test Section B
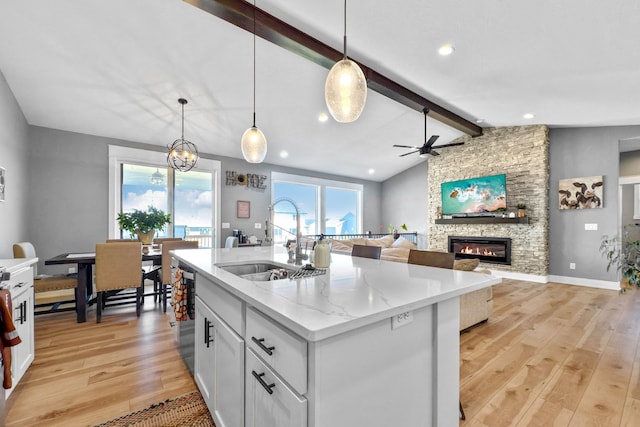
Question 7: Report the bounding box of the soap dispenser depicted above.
[314,235,330,268]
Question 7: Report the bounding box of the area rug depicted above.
[94,391,215,427]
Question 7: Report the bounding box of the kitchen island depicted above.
[172,246,500,427]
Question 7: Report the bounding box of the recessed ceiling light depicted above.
[523,113,535,119]
[279,150,289,158]
[368,168,375,175]
[438,44,455,56]
[318,113,329,123]
[476,118,485,124]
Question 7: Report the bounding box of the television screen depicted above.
[441,174,507,215]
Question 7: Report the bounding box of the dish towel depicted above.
[173,269,188,322]
[0,289,21,389]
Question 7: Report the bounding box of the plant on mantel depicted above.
[117,206,171,244]
[600,223,640,292]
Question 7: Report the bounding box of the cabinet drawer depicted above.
[196,275,243,334]
[246,307,307,394]
[7,267,33,299]
[245,349,307,427]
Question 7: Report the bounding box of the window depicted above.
[271,172,362,244]
[109,146,220,248]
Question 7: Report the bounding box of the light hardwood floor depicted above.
[6,300,197,426]
[460,279,640,427]
[6,280,640,426]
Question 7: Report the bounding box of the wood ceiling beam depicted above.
[183,0,483,137]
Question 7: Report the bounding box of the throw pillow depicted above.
[391,236,416,249]
[453,258,480,271]
[366,235,395,248]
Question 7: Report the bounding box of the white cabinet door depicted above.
[194,296,244,427]
[211,308,244,427]
[245,349,307,427]
[194,297,215,410]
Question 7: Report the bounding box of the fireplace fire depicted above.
[448,236,511,265]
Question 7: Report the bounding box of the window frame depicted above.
[271,171,363,236]
[108,145,221,247]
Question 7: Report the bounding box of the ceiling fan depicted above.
[394,108,465,158]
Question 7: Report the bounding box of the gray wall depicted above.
[620,150,640,177]
[381,161,428,248]
[0,70,29,258]
[549,126,640,280]
[25,126,381,273]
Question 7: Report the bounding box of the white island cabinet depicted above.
[175,246,499,427]
[0,258,37,399]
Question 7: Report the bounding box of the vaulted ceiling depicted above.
[1,0,639,181]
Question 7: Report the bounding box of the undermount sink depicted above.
[216,262,296,281]
[216,261,327,281]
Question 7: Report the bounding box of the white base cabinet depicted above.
[5,266,35,399]
[194,296,244,427]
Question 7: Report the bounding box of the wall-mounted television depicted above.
[441,173,507,215]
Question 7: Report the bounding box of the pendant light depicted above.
[150,168,165,185]
[324,0,367,123]
[167,98,199,172]
[241,0,267,163]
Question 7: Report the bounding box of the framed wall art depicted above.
[0,167,5,202]
[237,200,250,218]
[558,175,603,209]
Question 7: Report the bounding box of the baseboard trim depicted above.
[487,270,548,283]
[547,275,620,290]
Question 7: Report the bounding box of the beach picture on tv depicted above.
[441,174,507,215]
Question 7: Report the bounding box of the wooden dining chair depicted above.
[13,242,78,315]
[351,244,381,260]
[406,248,464,419]
[407,249,455,269]
[161,240,198,312]
[95,242,143,323]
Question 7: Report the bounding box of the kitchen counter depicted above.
[173,246,499,342]
[175,246,500,426]
[0,258,38,290]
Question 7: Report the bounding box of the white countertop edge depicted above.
[0,258,38,273]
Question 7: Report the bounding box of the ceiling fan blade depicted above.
[424,135,440,148]
[430,150,440,156]
[399,150,419,157]
[393,144,420,149]
[433,142,465,149]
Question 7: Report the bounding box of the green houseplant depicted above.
[600,224,640,291]
[117,206,171,244]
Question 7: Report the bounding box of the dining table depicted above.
[45,249,161,323]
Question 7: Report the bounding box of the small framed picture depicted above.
[237,200,250,218]
[0,167,5,202]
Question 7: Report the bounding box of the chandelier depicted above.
[167,98,199,172]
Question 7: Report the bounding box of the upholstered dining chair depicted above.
[351,244,381,260]
[406,248,464,419]
[106,239,162,304]
[13,242,78,315]
[161,240,198,312]
[95,242,143,323]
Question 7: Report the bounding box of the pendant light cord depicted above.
[252,0,257,128]
[181,102,185,139]
[343,0,347,60]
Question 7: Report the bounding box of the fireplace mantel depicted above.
[435,217,529,225]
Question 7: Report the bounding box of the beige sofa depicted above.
[328,236,494,331]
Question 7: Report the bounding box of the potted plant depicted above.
[516,203,526,217]
[117,206,171,244]
[600,224,640,291]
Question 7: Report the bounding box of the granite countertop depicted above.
[173,247,500,341]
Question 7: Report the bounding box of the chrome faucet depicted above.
[266,197,306,265]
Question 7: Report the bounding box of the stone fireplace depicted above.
[427,125,550,276]
[448,236,512,265]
